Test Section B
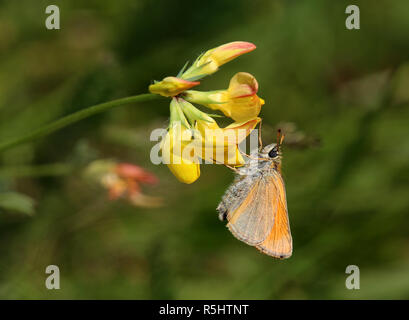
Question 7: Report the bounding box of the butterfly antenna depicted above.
[277,129,285,151]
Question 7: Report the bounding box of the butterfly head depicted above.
[260,143,281,161]
[259,130,284,168]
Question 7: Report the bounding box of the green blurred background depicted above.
[0,0,409,299]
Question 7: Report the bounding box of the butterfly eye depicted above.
[268,147,278,158]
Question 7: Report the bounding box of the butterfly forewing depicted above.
[227,177,278,246]
[255,171,292,258]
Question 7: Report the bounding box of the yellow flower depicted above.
[160,99,260,184]
[181,42,256,80]
[161,99,200,184]
[184,72,264,122]
[148,41,263,184]
[149,76,200,97]
[194,116,261,166]
[177,98,261,166]
[176,98,260,166]
[162,124,201,184]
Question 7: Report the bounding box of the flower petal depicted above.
[228,72,259,98]
[161,125,201,184]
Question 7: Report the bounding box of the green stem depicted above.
[0,93,160,153]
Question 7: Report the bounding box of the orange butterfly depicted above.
[217,130,292,259]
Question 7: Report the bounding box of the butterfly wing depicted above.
[226,176,278,246]
[256,171,292,259]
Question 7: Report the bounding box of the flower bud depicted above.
[149,76,200,97]
[181,42,256,80]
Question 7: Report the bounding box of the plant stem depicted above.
[0,93,160,153]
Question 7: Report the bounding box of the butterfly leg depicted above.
[258,119,263,151]
[210,157,242,174]
[223,163,241,174]
[239,149,270,162]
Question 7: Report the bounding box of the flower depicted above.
[84,160,162,207]
[161,99,201,184]
[161,124,201,184]
[193,115,261,166]
[115,163,158,184]
[184,72,264,122]
[148,41,262,184]
[160,98,260,183]
[149,76,200,97]
[178,98,244,166]
[181,41,256,80]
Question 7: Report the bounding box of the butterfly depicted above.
[217,130,292,259]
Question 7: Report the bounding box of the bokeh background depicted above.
[0,0,408,299]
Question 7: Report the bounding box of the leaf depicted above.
[206,113,225,118]
[0,192,35,216]
[177,60,190,78]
